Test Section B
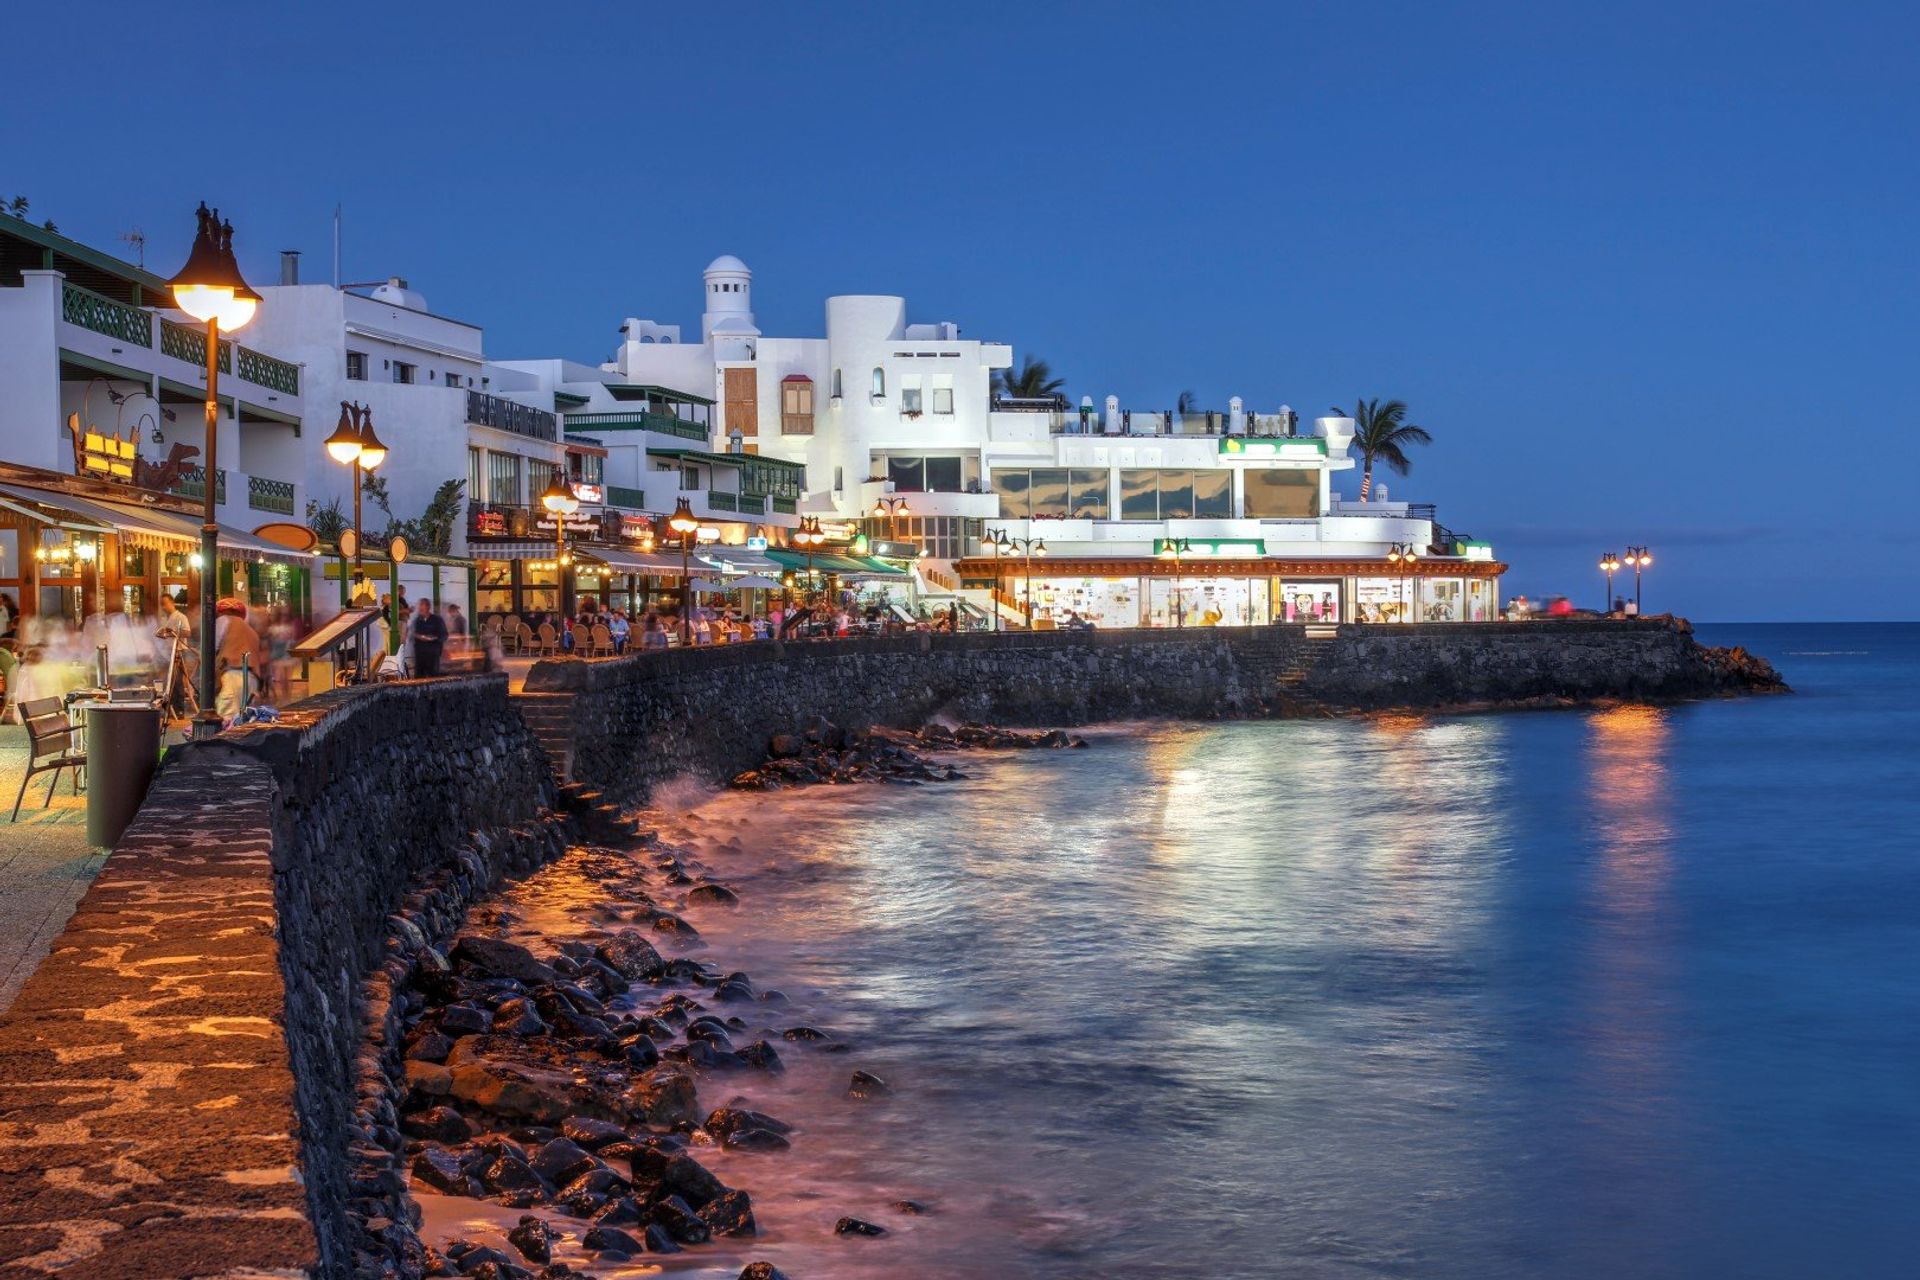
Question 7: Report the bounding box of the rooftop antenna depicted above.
[120,227,146,268]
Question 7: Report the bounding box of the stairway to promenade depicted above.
[1236,628,1337,714]
[512,690,576,782]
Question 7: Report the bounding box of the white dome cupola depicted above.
[702,254,755,343]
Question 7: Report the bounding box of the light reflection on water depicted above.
[614,625,1919,1279]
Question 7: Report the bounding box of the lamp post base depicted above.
[190,710,224,740]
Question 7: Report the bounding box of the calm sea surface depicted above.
[640,622,1920,1279]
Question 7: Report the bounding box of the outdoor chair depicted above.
[10,697,85,821]
[590,623,613,657]
[516,621,535,654]
[535,622,559,656]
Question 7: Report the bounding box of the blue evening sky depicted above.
[7,1,1915,620]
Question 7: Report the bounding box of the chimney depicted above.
[280,250,300,285]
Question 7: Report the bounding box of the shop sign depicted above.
[1457,540,1494,561]
[472,510,508,537]
[620,513,654,537]
[535,513,600,534]
[572,483,605,504]
[745,535,768,551]
[1152,538,1265,558]
[869,539,918,560]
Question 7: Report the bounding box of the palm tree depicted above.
[997,356,1065,401]
[1176,390,1198,414]
[1344,398,1432,500]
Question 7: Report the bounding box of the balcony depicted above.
[467,390,557,442]
[605,485,647,511]
[57,282,301,398]
[171,466,226,506]
[248,475,296,516]
[563,410,710,443]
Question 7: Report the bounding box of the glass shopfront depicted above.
[1423,578,1465,622]
[1147,577,1268,627]
[1276,580,1342,623]
[1356,577,1415,623]
[1466,579,1493,621]
[1027,576,1143,629]
[476,560,516,617]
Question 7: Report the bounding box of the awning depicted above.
[693,574,783,592]
[582,548,690,577]
[698,547,781,574]
[0,482,311,563]
[762,548,911,579]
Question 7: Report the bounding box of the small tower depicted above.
[702,254,754,343]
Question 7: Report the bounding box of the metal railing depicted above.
[247,475,296,515]
[467,390,557,442]
[61,283,151,347]
[737,493,766,515]
[770,496,797,515]
[172,466,227,505]
[236,346,299,395]
[568,410,711,443]
[160,317,231,374]
[707,490,739,513]
[605,485,647,510]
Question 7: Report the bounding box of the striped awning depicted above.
[0,482,310,563]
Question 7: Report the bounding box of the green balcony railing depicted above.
[62,283,152,347]
[247,475,296,515]
[236,346,299,396]
[563,411,710,442]
[770,495,798,515]
[172,466,227,505]
[706,490,738,512]
[160,318,231,374]
[605,485,647,510]
[736,493,766,515]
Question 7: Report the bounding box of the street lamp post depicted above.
[669,497,701,645]
[791,515,828,617]
[1158,538,1193,627]
[1600,551,1622,614]
[991,531,1046,627]
[541,475,581,620]
[1385,542,1420,623]
[1625,546,1652,612]
[167,203,260,736]
[873,495,910,544]
[325,402,387,602]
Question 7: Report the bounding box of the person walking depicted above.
[213,598,263,722]
[409,597,449,678]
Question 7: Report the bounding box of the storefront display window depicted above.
[1147,577,1267,627]
[476,560,516,617]
[1027,576,1141,629]
[1276,580,1341,623]
[1425,578,1465,622]
[1356,577,1414,623]
[1466,579,1492,622]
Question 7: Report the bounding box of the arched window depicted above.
[871,367,886,397]
[832,369,843,398]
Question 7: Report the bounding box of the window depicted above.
[782,379,815,434]
[392,361,415,385]
[1029,469,1070,517]
[682,466,700,491]
[870,367,885,397]
[1070,468,1108,518]
[1118,469,1232,519]
[832,368,843,399]
[468,447,484,501]
[346,351,367,381]
[881,516,981,561]
[901,386,923,414]
[833,466,844,492]
[1243,469,1319,518]
[886,456,963,493]
[992,469,1030,518]
[528,458,560,501]
[487,451,523,506]
[931,386,954,415]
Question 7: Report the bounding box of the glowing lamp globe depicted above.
[168,203,261,332]
[668,497,699,536]
[324,405,362,465]
[355,412,388,470]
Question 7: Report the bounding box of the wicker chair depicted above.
[590,623,613,657]
[535,622,559,657]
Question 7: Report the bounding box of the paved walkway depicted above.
[0,723,106,1016]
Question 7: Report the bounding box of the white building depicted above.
[517,254,1504,627]
[0,216,314,624]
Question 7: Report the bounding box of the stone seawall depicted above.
[0,619,1777,1278]
[0,675,563,1280]
[524,618,1777,806]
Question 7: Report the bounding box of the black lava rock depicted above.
[836,1216,888,1237]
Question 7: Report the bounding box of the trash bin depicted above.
[85,703,162,848]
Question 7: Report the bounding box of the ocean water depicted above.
[535,622,1920,1279]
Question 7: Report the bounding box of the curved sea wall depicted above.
[0,620,1777,1278]
[525,618,1781,805]
[0,675,565,1280]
